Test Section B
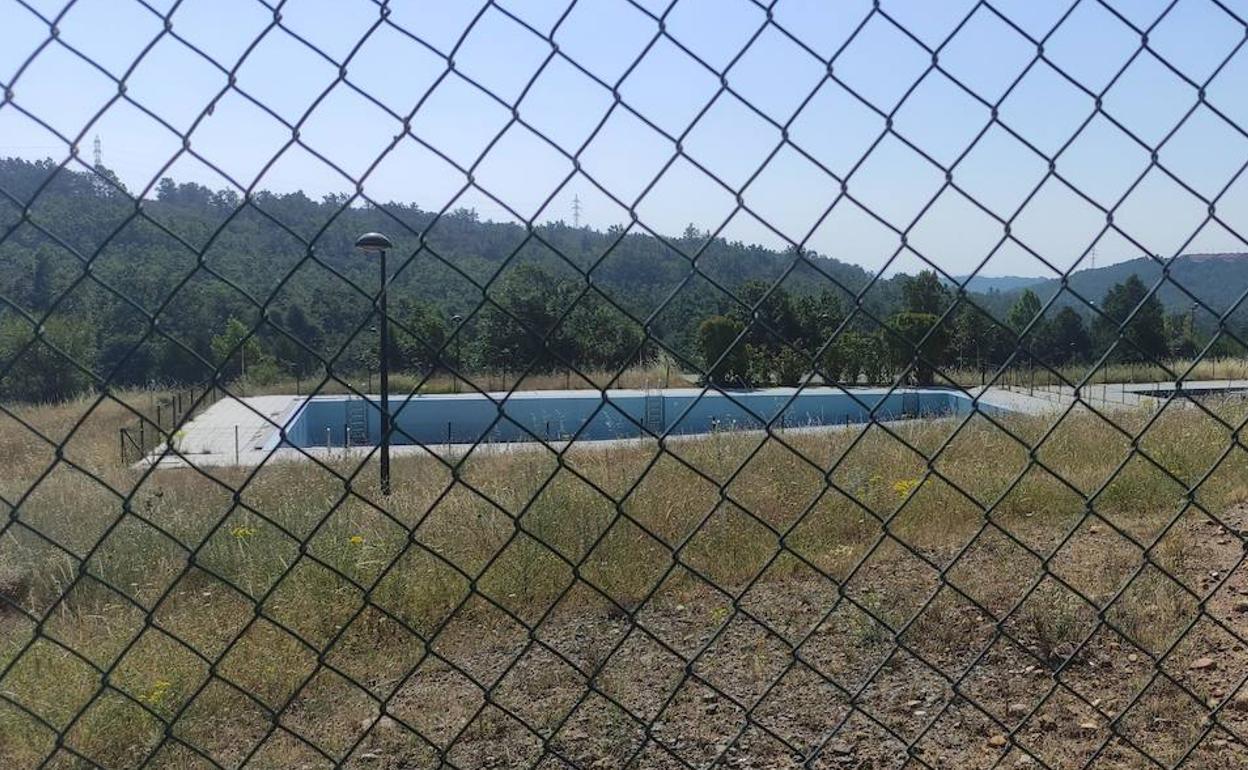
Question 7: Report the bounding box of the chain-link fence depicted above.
[4,0,1248,768]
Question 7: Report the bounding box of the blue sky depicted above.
[2,0,1247,278]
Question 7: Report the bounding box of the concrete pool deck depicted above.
[142,381,1248,469]
[143,384,1063,469]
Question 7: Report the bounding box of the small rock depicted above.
[1234,599,1248,614]
[1127,654,1139,663]
[1008,703,1029,717]
[988,735,1008,748]
[1191,657,1217,671]
[1079,721,1098,731]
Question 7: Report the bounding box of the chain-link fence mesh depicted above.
[4,0,1248,767]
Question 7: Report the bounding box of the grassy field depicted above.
[4,386,1248,768]
[943,356,1248,391]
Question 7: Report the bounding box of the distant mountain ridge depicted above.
[1013,253,1248,323]
[952,274,1043,293]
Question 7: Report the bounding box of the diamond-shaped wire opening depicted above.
[279,665,379,761]
[40,574,147,668]
[171,677,274,768]
[1,637,101,732]
[651,676,749,767]
[594,626,685,723]
[492,642,587,733]
[216,617,319,711]
[63,687,165,769]
[549,691,647,768]
[692,611,792,706]
[853,646,952,745]
[111,626,209,723]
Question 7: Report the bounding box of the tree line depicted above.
[696,270,1229,387]
[0,157,1241,403]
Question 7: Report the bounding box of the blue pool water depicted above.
[270,387,996,450]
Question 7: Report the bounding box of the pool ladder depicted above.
[346,397,369,446]
[643,391,665,435]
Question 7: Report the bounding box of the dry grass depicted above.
[240,360,692,398]
[4,389,1248,768]
[944,356,1248,390]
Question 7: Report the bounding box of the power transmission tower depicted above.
[93,135,102,168]
[572,195,582,228]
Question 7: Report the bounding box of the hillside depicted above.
[0,157,908,389]
[954,274,1043,294]
[1019,253,1248,326]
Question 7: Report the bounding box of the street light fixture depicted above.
[356,232,394,495]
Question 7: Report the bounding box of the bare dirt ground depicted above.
[302,506,1248,770]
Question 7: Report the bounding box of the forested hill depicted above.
[0,156,911,386]
[1017,253,1248,321]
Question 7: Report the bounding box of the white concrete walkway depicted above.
[143,395,303,469]
[146,381,1248,470]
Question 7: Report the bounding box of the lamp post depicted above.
[356,232,394,495]
[450,313,463,393]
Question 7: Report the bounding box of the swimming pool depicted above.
[269,387,997,450]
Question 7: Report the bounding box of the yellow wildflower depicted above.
[230,525,256,539]
[139,679,172,704]
[348,535,365,545]
[892,478,919,499]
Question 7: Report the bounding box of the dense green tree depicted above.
[1007,289,1043,336]
[271,305,324,377]
[733,280,802,347]
[393,300,448,374]
[475,264,567,371]
[793,289,846,355]
[1094,275,1167,363]
[562,298,644,371]
[0,317,97,402]
[210,317,267,381]
[1165,306,1199,359]
[885,312,949,385]
[697,315,748,385]
[902,270,951,316]
[773,347,807,387]
[950,303,1008,372]
[1035,306,1091,364]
